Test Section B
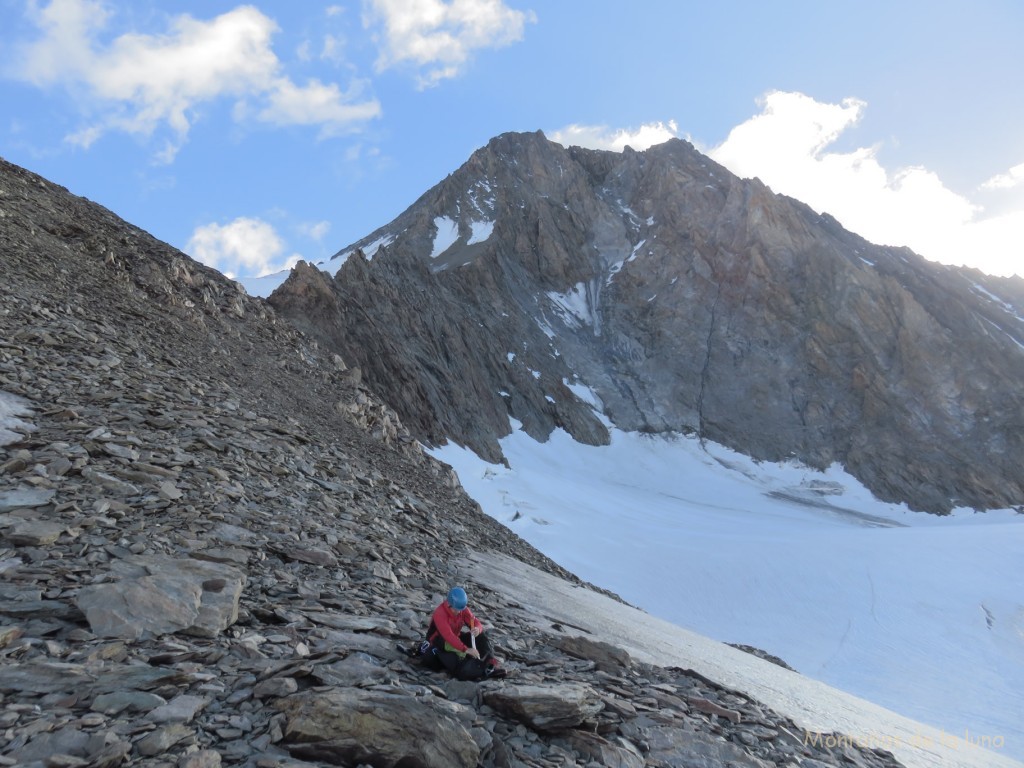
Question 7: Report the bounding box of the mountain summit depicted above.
[270,131,1024,514]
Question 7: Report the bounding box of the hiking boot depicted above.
[484,666,507,679]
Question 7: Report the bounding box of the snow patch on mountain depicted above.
[969,282,1022,320]
[546,283,592,328]
[467,220,495,245]
[628,238,647,262]
[430,216,460,258]
[332,232,396,268]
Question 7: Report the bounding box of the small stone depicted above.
[91,691,167,715]
[178,750,222,768]
[44,755,88,768]
[147,695,209,724]
[0,625,23,648]
[135,724,194,757]
[253,677,298,699]
[158,481,183,500]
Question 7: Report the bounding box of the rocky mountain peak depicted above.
[271,132,1024,513]
[0,154,916,767]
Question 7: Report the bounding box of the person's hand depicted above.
[465,647,481,659]
[471,625,483,637]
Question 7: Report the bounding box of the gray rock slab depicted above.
[0,488,55,512]
[310,652,396,688]
[90,690,167,715]
[276,688,480,768]
[0,661,92,694]
[253,677,299,699]
[10,724,90,762]
[147,694,210,724]
[482,682,604,733]
[0,660,190,695]
[0,599,83,622]
[136,723,194,756]
[568,731,645,768]
[303,613,396,633]
[309,629,396,657]
[178,750,223,768]
[1,517,66,546]
[75,556,245,640]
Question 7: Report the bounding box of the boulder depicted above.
[482,682,603,732]
[276,688,480,768]
[554,634,632,672]
[75,556,245,640]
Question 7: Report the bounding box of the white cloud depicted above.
[983,161,1024,191]
[298,220,332,242]
[13,1,380,160]
[258,78,381,137]
[364,0,535,88]
[707,91,1024,278]
[186,217,300,279]
[549,121,679,152]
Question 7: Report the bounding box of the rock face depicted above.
[270,131,1024,513]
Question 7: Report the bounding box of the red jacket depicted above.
[430,600,482,653]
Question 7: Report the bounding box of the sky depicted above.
[1,0,1023,282]
[431,423,1024,761]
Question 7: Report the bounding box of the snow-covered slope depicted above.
[467,549,1021,768]
[431,427,1024,761]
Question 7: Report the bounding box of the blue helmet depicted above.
[447,586,468,611]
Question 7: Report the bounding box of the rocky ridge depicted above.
[270,131,1024,513]
[0,156,906,767]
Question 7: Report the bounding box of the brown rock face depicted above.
[270,131,1024,513]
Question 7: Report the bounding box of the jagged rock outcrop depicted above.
[270,131,1024,513]
[0,157,908,766]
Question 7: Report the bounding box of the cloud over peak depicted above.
[549,121,680,153]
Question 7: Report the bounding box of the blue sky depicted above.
[2,0,1022,280]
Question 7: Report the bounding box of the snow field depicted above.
[431,426,1024,761]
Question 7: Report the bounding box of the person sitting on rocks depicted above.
[424,586,506,680]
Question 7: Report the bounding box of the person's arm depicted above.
[432,604,467,651]
[465,608,484,635]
